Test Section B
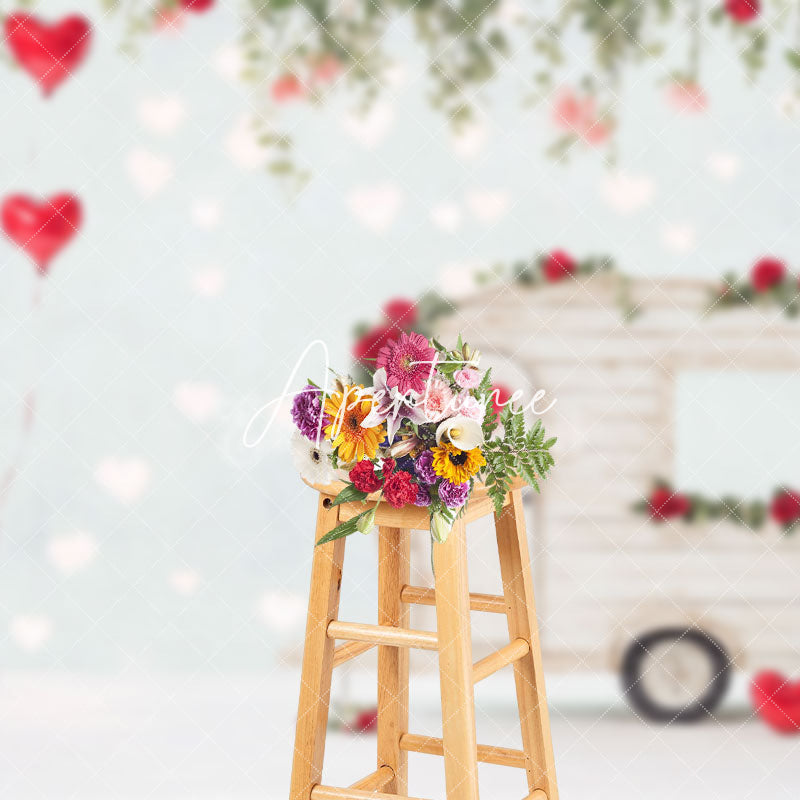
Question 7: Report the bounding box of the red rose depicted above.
[348,707,378,733]
[770,489,800,527]
[543,249,577,282]
[180,0,215,11]
[751,257,786,292]
[349,459,382,493]
[380,458,396,479]
[648,487,692,521]
[725,0,760,23]
[382,298,417,328]
[383,471,417,509]
[353,324,394,366]
[490,383,512,418]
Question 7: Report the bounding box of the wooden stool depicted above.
[289,478,559,800]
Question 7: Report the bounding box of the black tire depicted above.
[621,627,732,722]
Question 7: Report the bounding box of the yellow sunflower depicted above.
[431,442,486,484]
[324,385,384,463]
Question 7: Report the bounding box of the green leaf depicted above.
[786,49,800,72]
[330,484,369,506]
[316,508,374,545]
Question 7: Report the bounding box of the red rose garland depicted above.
[542,249,578,283]
[716,255,800,316]
[750,257,786,292]
[636,480,800,533]
[770,489,800,528]
[648,486,692,522]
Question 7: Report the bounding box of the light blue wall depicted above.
[2,3,800,669]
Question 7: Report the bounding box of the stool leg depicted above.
[433,518,480,800]
[289,496,346,800]
[377,526,411,794]
[495,490,558,800]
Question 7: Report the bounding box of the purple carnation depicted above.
[414,450,437,485]
[414,485,432,507]
[438,480,470,509]
[291,385,328,441]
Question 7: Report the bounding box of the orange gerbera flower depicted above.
[324,384,384,463]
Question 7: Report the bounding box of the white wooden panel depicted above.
[439,275,800,669]
[542,513,800,553]
[541,604,800,664]
[543,549,800,608]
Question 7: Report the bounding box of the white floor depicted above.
[1,670,798,799]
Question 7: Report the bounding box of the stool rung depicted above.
[400,584,507,614]
[524,792,547,800]
[473,637,530,683]
[399,733,526,768]
[348,765,393,791]
[311,786,430,800]
[327,620,438,651]
[332,640,375,667]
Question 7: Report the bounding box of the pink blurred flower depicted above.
[552,88,610,146]
[154,7,185,31]
[666,81,708,114]
[454,368,481,389]
[312,55,341,84]
[582,119,611,145]
[272,74,306,103]
[553,88,592,129]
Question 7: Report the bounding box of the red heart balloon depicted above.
[1,194,83,274]
[751,671,800,734]
[5,13,92,97]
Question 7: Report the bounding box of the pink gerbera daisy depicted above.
[376,332,436,395]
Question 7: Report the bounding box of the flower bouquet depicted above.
[290,331,556,545]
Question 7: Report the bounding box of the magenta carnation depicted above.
[414,485,432,507]
[375,331,436,395]
[438,479,470,508]
[291,385,328,441]
[414,450,437,485]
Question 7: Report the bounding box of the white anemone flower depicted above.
[435,415,484,451]
[291,430,335,484]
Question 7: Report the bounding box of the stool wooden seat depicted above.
[289,477,559,800]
